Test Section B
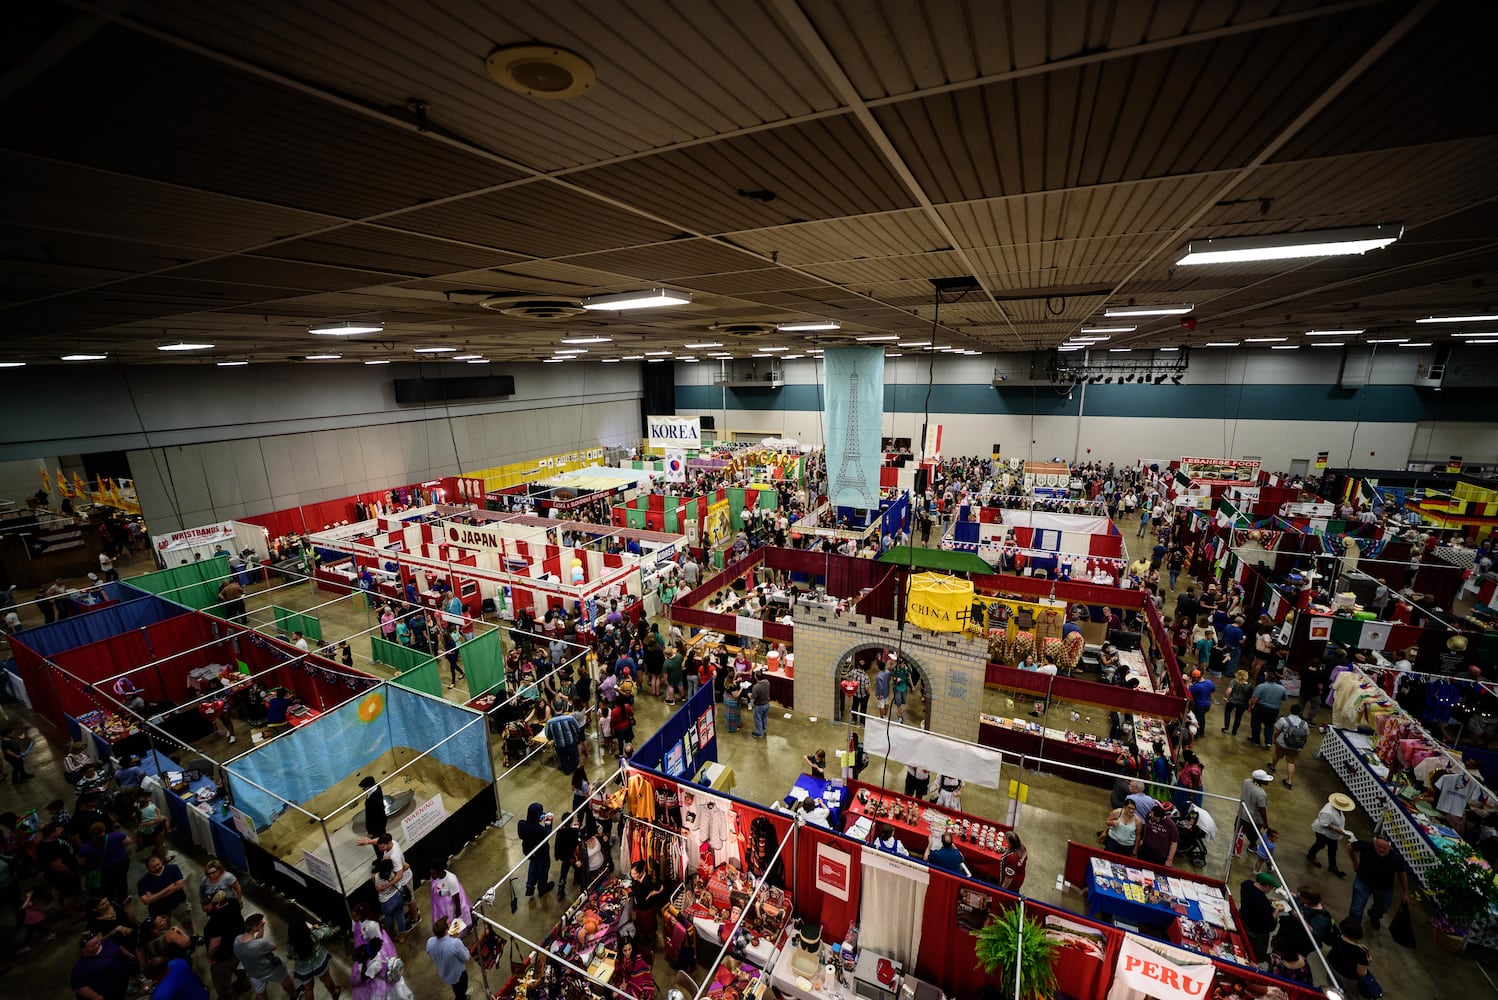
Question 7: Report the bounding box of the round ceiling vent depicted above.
[478,295,586,320]
[485,45,596,100]
[715,323,777,337]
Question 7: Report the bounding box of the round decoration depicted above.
[358,692,386,723]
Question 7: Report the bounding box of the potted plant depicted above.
[973,907,1058,1000]
[1423,845,1498,951]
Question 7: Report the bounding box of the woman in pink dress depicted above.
[428,861,471,933]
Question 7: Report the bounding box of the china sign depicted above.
[647,416,701,449]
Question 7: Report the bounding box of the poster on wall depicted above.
[814,842,851,901]
[955,885,994,930]
[647,416,702,450]
[697,709,715,748]
[823,347,884,509]
[154,521,236,553]
[663,740,686,778]
[665,449,687,483]
[1314,451,1329,471]
[1179,457,1261,483]
[1113,935,1216,1000]
[1308,617,1333,642]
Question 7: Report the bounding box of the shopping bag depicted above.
[1388,902,1416,949]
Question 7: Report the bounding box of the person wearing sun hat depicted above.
[1307,792,1355,878]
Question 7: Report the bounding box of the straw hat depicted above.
[1448,635,1468,652]
[1328,793,1355,812]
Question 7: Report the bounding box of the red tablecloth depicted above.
[977,720,1117,789]
[844,779,1010,880]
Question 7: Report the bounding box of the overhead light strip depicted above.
[309,321,384,336]
[1416,313,1498,324]
[1104,303,1194,317]
[1176,224,1402,266]
[581,288,691,311]
[776,321,840,332]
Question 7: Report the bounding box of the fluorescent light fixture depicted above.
[782,354,805,360]
[1398,342,1433,348]
[647,358,667,363]
[776,321,840,332]
[1462,338,1498,345]
[1305,329,1364,336]
[560,336,612,344]
[884,352,903,357]
[1244,336,1288,342]
[759,346,789,352]
[1080,325,1135,334]
[364,359,391,365]
[216,360,249,367]
[806,349,823,354]
[305,353,341,360]
[1366,338,1408,344]
[413,346,457,353]
[1416,313,1498,324]
[1158,347,1180,352]
[467,359,491,365]
[555,348,588,355]
[1204,342,1239,348]
[1108,348,1132,353]
[1176,224,1402,266]
[708,353,734,359]
[600,357,622,363]
[1270,345,1300,350]
[61,353,108,361]
[898,341,931,348]
[0,361,27,368]
[581,288,691,311]
[1310,343,1345,348]
[1057,346,1085,352]
[680,357,700,363]
[309,321,383,336]
[543,358,566,363]
[684,342,723,349]
[452,354,484,360]
[158,342,214,352]
[621,355,644,361]
[1071,335,1110,342]
[751,353,773,359]
[856,335,899,342]
[1105,303,1194,317]
[643,350,673,357]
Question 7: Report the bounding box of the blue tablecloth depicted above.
[1085,858,1200,928]
[784,774,843,826]
[140,750,247,874]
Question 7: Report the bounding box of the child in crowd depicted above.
[1254,827,1279,873]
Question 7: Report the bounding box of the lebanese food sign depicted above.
[1179,457,1261,483]
[647,415,702,449]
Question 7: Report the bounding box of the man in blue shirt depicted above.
[544,702,582,775]
[1248,671,1288,749]
[925,832,967,874]
[426,918,472,1000]
[1221,616,1246,674]
[112,755,145,792]
[1188,670,1216,732]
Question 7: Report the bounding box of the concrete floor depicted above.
[3,539,1495,999]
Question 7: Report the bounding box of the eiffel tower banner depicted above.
[823,346,884,509]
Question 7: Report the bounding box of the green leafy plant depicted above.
[973,907,1058,1000]
[1423,846,1498,935]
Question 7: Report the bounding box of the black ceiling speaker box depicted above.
[700,415,716,430]
[393,375,515,403]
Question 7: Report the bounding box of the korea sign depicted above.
[647,415,701,449]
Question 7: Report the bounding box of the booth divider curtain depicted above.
[370,635,443,697]
[461,630,506,697]
[128,556,230,611]
[14,590,181,656]
[858,849,928,968]
[792,825,861,942]
[270,606,323,642]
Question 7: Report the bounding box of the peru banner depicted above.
[823,346,884,509]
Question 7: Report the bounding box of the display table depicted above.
[1082,853,1251,964]
[68,710,151,762]
[70,592,119,615]
[769,940,855,1000]
[139,750,248,873]
[842,779,1011,882]
[976,715,1119,789]
[284,704,321,728]
[694,761,737,792]
[500,876,632,998]
[783,774,843,827]
[765,668,793,709]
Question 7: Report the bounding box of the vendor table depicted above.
[499,876,632,998]
[783,774,844,827]
[68,710,152,762]
[284,704,321,728]
[769,939,855,1000]
[70,593,119,615]
[1082,855,1251,964]
[765,668,793,709]
[139,749,248,873]
[976,715,1121,789]
[694,761,737,793]
[843,779,1010,882]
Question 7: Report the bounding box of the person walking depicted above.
[1246,670,1288,748]
[1306,792,1354,877]
[426,918,473,1000]
[1236,769,1273,852]
[1137,805,1179,866]
[845,661,871,723]
[233,913,298,1000]
[1187,670,1215,732]
[517,803,555,897]
[1346,834,1409,930]
[1268,703,1311,789]
[284,919,341,1000]
[750,668,771,739]
[1221,669,1253,736]
[545,700,582,775]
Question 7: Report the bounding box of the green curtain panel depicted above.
[665,510,680,533]
[626,508,648,529]
[393,659,442,697]
[370,635,434,674]
[270,606,322,642]
[128,556,230,611]
[462,630,507,697]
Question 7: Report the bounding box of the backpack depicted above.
[1283,718,1309,749]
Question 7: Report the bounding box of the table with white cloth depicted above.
[139,749,248,873]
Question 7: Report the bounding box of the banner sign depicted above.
[815,842,852,901]
[905,572,973,632]
[922,422,943,462]
[1314,451,1329,471]
[153,521,236,553]
[823,347,884,509]
[665,449,687,483]
[445,523,504,551]
[1113,934,1216,1000]
[300,848,339,888]
[647,415,702,449]
[1179,457,1261,483]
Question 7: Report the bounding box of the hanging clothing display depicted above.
[681,789,733,873]
[627,822,685,884]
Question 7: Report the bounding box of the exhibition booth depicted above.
[462,688,1325,1000]
[611,484,777,553]
[224,680,497,924]
[943,506,1127,583]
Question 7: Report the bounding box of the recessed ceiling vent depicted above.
[485,45,597,100]
[715,323,776,337]
[478,295,585,320]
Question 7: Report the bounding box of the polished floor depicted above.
[2,538,1493,999]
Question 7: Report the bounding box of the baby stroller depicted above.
[1173,802,1216,869]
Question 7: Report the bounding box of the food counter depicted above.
[842,779,1011,882]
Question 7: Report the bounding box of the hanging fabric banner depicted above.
[1108,934,1216,1000]
[823,346,884,509]
[664,449,687,483]
[904,572,973,632]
